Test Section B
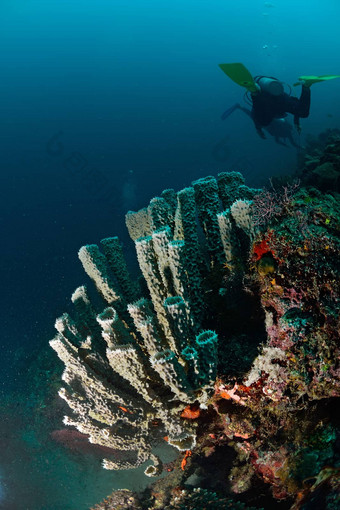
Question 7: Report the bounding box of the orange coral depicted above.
[181,450,192,470]
[180,405,200,419]
[219,391,232,400]
[118,406,133,414]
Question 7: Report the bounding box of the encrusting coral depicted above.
[50,165,340,508]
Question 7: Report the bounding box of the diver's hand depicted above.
[296,124,302,134]
[257,129,266,139]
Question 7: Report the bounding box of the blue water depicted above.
[1,1,340,508]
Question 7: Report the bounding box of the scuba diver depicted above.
[222,103,301,148]
[218,63,340,139]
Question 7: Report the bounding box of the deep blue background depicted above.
[1,1,340,508]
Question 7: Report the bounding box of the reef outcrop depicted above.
[298,128,340,192]
[50,168,340,508]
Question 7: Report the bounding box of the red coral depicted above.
[181,404,201,419]
[251,448,290,499]
[253,239,272,260]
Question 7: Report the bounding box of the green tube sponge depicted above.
[150,349,193,401]
[161,188,177,211]
[97,306,132,348]
[129,315,164,358]
[192,176,225,267]
[125,208,152,241]
[181,345,200,388]
[149,196,174,232]
[100,237,139,303]
[217,209,234,265]
[195,330,218,385]
[127,297,153,324]
[217,171,245,209]
[176,187,205,327]
[135,235,169,335]
[164,296,191,354]
[106,344,156,406]
[237,184,261,201]
[167,240,190,300]
[55,313,83,348]
[230,199,255,239]
[71,286,104,352]
[151,226,173,290]
[78,244,122,305]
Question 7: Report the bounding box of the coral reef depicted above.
[298,128,340,191]
[50,172,260,476]
[205,183,340,504]
[158,488,261,510]
[50,163,340,508]
[91,489,142,510]
[91,487,261,510]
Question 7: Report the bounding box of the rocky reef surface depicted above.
[50,142,340,509]
[297,128,340,192]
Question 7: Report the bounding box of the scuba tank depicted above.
[254,76,284,96]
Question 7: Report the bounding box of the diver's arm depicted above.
[256,126,266,139]
[238,106,252,118]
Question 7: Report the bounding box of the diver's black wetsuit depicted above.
[251,86,311,135]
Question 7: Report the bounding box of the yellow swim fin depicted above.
[294,75,340,87]
[218,63,258,93]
